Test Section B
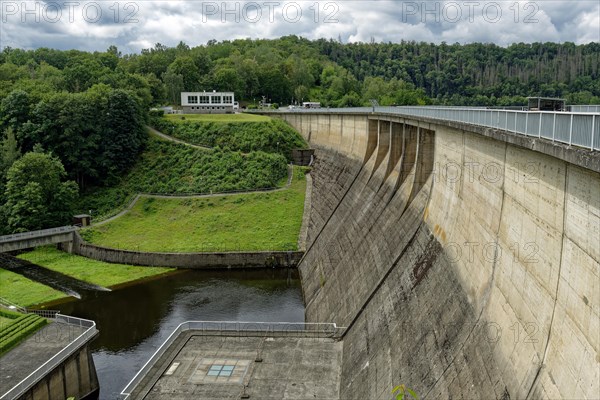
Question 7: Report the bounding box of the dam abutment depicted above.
[277,111,599,399]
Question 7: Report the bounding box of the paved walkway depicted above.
[147,126,211,150]
[0,322,88,397]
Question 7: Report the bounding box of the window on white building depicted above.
[188,96,198,104]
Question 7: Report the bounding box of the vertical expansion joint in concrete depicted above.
[372,120,391,178]
[364,119,379,164]
[386,123,408,201]
[524,162,569,400]
[480,140,508,317]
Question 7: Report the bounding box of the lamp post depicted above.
[369,99,379,113]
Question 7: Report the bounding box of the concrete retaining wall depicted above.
[68,233,303,269]
[282,112,600,399]
[18,344,99,400]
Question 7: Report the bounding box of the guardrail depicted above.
[263,106,599,151]
[0,315,97,400]
[570,105,600,113]
[378,106,599,150]
[120,321,344,399]
[0,297,59,318]
[0,226,76,243]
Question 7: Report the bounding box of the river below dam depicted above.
[50,268,305,400]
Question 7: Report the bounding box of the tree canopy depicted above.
[0,37,598,232]
[2,150,78,233]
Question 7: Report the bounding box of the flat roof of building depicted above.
[127,330,343,400]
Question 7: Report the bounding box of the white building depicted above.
[181,91,235,114]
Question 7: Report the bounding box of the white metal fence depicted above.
[0,315,97,400]
[381,106,599,150]
[570,105,600,113]
[274,106,599,150]
[0,226,76,243]
[0,297,59,318]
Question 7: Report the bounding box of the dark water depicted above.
[51,269,305,400]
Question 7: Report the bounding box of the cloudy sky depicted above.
[1,1,598,53]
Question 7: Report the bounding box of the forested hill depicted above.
[316,40,600,105]
[0,36,599,233]
[1,37,599,110]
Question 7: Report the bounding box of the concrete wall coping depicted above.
[272,111,600,173]
[374,113,600,173]
[69,232,304,269]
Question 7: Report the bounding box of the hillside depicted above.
[2,38,598,233]
[77,116,305,220]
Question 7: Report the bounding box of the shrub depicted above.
[149,109,165,117]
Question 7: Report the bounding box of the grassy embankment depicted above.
[77,115,304,221]
[0,248,174,307]
[0,308,47,355]
[164,114,271,123]
[0,268,65,306]
[154,115,306,157]
[0,115,308,306]
[18,247,173,287]
[81,166,308,252]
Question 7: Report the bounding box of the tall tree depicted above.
[3,150,78,232]
[100,89,147,178]
[162,69,184,105]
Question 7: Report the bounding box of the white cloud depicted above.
[0,0,598,51]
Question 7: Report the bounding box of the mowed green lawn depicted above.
[165,113,270,123]
[17,247,174,288]
[82,167,308,252]
[0,268,65,307]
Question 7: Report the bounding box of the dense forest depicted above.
[1,37,599,109]
[1,36,599,232]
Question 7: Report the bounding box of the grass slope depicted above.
[77,136,289,220]
[18,247,174,287]
[81,167,308,252]
[0,268,64,307]
[0,311,47,355]
[153,117,307,157]
[165,113,270,123]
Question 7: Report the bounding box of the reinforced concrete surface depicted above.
[0,322,87,396]
[133,334,343,400]
[279,112,599,399]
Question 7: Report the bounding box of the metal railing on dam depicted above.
[0,226,77,252]
[0,315,97,400]
[120,321,345,399]
[0,226,76,243]
[265,106,600,151]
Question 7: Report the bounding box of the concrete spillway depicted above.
[280,112,599,399]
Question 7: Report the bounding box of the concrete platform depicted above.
[0,321,87,396]
[133,334,343,400]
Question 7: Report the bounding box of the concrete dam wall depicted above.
[279,113,599,399]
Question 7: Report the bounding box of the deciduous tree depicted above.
[3,150,78,232]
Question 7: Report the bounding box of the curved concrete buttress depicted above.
[383,121,404,185]
[277,111,598,399]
